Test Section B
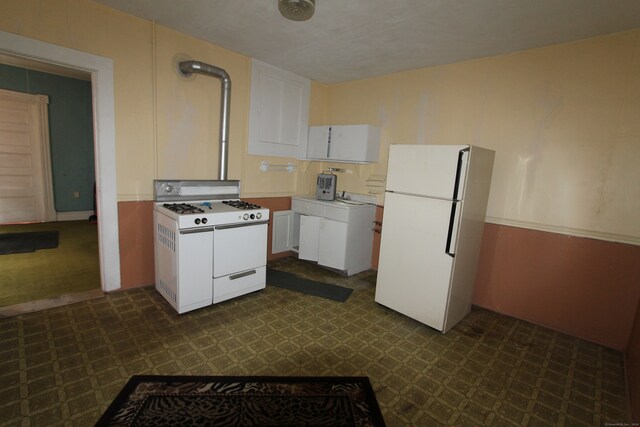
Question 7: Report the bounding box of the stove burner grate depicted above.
[162,203,205,214]
[222,200,263,210]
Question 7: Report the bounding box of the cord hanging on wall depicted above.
[260,160,297,173]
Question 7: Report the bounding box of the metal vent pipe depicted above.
[178,60,231,181]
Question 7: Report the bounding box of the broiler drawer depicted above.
[213,266,266,304]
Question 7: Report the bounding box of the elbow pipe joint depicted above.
[178,60,231,181]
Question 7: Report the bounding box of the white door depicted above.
[329,125,364,162]
[375,192,456,331]
[247,59,310,158]
[386,144,469,200]
[306,126,329,159]
[0,89,55,223]
[272,210,293,254]
[298,215,321,262]
[213,222,268,278]
[318,218,347,270]
[177,228,214,311]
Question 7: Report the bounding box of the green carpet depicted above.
[0,221,100,306]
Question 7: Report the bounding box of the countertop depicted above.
[292,195,376,208]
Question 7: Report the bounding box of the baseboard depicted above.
[56,210,94,222]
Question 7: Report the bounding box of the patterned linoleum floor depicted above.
[0,257,630,426]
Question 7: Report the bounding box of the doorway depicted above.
[0,30,121,298]
[0,59,102,309]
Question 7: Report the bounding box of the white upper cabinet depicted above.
[248,59,310,158]
[306,125,381,163]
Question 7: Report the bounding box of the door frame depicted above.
[0,30,121,292]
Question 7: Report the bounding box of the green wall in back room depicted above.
[0,63,95,213]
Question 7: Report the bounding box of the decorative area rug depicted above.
[0,231,59,255]
[96,375,385,426]
[267,268,353,302]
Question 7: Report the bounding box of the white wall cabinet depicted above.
[281,196,376,276]
[248,59,310,158]
[307,124,381,163]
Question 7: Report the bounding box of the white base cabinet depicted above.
[272,196,375,276]
[299,215,348,271]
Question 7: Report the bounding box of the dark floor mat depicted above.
[0,231,59,255]
[96,375,385,427]
[267,267,353,302]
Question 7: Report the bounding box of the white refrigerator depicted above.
[375,144,495,332]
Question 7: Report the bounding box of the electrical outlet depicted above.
[72,191,80,198]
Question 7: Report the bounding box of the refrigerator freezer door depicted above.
[386,144,469,200]
[375,192,456,331]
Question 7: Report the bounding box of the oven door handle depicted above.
[229,269,257,280]
[179,226,215,235]
[214,220,269,230]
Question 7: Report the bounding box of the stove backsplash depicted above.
[154,179,241,202]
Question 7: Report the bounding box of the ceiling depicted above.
[94,0,640,84]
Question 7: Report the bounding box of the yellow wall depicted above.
[153,26,249,185]
[1,0,638,243]
[322,30,640,244]
[0,0,157,201]
[0,0,314,201]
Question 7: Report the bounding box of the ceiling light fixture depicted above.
[278,0,315,21]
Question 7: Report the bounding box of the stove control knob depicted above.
[250,214,255,220]
[243,213,249,220]
[256,212,262,219]
[201,218,208,224]
[194,218,201,225]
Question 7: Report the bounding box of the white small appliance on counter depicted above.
[375,144,495,332]
[316,173,337,201]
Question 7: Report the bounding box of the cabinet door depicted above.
[329,125,381,162]
[176,228,214,312]
[248,59,310,158]
[272,210,293,254]
[307,126,330,159]
[318,219,348,270]
[298,215,321,262]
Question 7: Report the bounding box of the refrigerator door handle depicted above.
[445,202,460,257]
[452,147,470,200]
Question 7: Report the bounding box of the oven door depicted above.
[213,220,268,278]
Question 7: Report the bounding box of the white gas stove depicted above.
[153,180,269,314]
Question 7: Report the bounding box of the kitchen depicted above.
[0,0,639,424]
